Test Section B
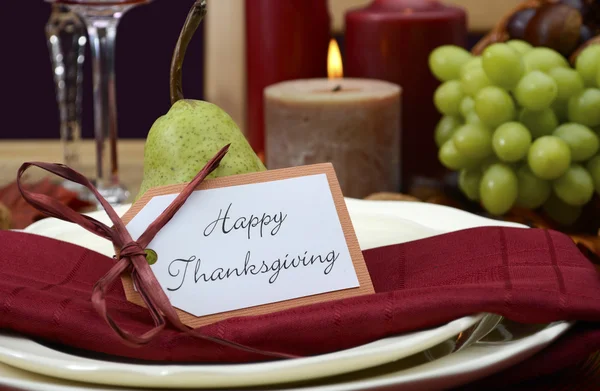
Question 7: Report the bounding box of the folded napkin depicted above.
[2,226,600,364]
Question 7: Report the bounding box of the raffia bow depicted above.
[17,144,295,359]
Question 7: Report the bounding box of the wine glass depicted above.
[46,4,88,196]
[46,0,152,205]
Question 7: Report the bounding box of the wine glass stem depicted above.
[46,5,86,172]
[85,17,120,189]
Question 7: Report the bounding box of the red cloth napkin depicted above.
[1,226,600,386]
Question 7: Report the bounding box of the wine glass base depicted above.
[94,183,130,207]
[61,179,93,200]
[62,180,130,207]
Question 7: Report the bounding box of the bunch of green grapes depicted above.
[429,42,600,225]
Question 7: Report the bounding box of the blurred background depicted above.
[0,0,519,140]
[0,1,205,139]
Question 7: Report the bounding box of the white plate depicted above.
[0,317,480,389]
[5,198,562,390]
[13,199,485,388]
[0,322,572,391]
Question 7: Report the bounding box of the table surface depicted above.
[0,140,146,202]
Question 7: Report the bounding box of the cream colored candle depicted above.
[264,77,401,199]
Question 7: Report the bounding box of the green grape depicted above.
[460,64,493,97]
[551,100,569,123]
[429,45,473,82]
[465,111,484,126]
[434,80,464,116]
[481,43,524,90]
[548,68,585,102]
[568,89,600,127]
[514,71,558,110]
[553,123,599,161]
[527,136,571,180]
[506,40,532,55]
[519,108,559,139]
[459,96,475,117]
[435,115,463,147]
[515,165,551,209]
[586,155,600,194]
[479,163,518,215]
[439,139,477,170]
[543,194,582,226]
[575,44,600,87]
[474,86,516,128]
[460,57,483,78]
[452,124,493,159]
[523,47,569,73]
[459,169,482,201]
[492,122,532,162]
[553,164,594,206]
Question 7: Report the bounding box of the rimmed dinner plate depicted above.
[0,315,481,389]
[1,198,565,389]
[0,321,572,391]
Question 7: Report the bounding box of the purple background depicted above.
[0,0,204,139]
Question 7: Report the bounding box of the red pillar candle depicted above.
[245,0,331,161]
[345,0,467,196]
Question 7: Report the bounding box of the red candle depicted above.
[345,0,467,196]
[245,0,331,161]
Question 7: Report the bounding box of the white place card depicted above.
[120,164,374,327]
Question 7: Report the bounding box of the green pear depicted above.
[137,100,265,200]
[135,0,264,201]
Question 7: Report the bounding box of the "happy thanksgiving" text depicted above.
[166,203,340,291]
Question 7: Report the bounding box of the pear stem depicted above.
[170,0,207,105]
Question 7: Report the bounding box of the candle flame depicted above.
[327,39,343,80]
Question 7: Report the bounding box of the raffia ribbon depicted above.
[16,144,296,359]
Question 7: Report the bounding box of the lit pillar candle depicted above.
[264,40,401,199]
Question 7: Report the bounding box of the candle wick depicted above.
[332,85,342,92]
